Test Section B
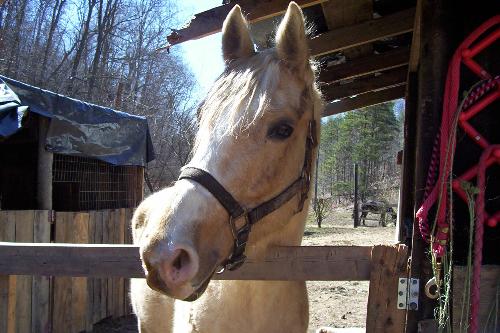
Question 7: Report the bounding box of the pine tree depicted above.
[318,101,402,204]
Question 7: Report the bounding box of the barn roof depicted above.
[166,0,417,115]
[0,75,155,166]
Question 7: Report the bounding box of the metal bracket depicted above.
[397,277,419,310]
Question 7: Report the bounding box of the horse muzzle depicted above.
[141,241,203,300]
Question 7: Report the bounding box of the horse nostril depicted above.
[159,247,199,287]
[173,249,188,270]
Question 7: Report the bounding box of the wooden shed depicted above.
[0,76,153,332]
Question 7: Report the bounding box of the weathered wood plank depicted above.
[323,85,406,117]
[318,47,410,85]
[408,0,422,72]
[0,211,16,333]
[14,211,34,333]
[320,0,373,60]
[31,211,51,333]
[322,66,408,101]
[166,0,326,45]
[0,276,10,333]
[106,210,114,317]
[112,210,125,317]
[0,243,373,281]
[53,212,72,333]
[71,213,89,332]
[366,244,408,333]
[101,210,109,318]
[452,266,500,332]
[117,209,125,317]
[310,8,415,57]
[124,209,134,315]
[87,211,97,331]
[7,276,16,333]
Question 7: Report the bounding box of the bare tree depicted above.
[0,0,199,191]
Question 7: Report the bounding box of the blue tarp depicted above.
[0,75,155,166]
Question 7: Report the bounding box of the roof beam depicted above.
[310,8,415,57]
[322,66,408,101]
[166,0,326,46]
[318,47,410,85]
[323,85,406,117]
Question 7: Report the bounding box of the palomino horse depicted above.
[131,2,323,332]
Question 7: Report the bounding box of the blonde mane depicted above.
[195,49,317,149]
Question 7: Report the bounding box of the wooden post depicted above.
[353,163,359,228]
[407,0,455,331]
[366,244,409,332]
[37,116,53,210]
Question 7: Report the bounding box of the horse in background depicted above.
[360,200,397,227]
[130,3,323,332]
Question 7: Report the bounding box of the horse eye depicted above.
[268,123,294,139]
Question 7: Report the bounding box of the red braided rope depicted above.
[414,15,500,333]
[471,145,500,332]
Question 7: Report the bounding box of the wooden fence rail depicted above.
[0,243,372,281]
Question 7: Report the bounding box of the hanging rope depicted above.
[415,15,500,333]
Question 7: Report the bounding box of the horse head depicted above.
[134,2,322,301]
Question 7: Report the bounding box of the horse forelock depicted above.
[194,49,317,150]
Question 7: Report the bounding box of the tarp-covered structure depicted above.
[0,75,154,166]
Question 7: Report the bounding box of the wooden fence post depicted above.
[353,163,360,228]
[366,244,409,332]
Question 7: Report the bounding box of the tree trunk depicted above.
[38,0,66,84]
[66,0,96,95]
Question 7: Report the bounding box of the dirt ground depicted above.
[303,207,397,332]
[91,207,397,333]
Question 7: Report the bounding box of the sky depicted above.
[174,0,225,101]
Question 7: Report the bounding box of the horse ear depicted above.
[275,2,309,69]
[222,5,255,63]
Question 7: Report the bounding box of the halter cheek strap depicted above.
[178,119,317,272]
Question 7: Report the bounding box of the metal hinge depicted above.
[397,277,419,310]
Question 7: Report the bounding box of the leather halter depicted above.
[178,119,317,272]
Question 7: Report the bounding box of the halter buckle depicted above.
[229,211,250,241]
[225,212,251,271]
[225,254,247,271]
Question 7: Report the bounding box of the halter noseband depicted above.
[178,119,317,272]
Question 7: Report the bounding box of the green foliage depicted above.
[317,101,403,202]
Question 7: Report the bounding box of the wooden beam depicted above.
[318,47,410,85]
[0,243,372,281]
[407,0,455,329]
[323,85,406,117]
[320,0,373,60]
[166,0,326,46]
[322,66,408,101]
[310,8,415,57]
[219,245,372,281]
[409,0,423,72]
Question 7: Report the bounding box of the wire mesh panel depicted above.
[52,154,142,211]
